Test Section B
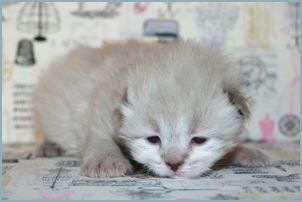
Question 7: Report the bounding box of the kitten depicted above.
[32,40,269,178]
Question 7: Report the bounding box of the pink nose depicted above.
[166,162,183,172]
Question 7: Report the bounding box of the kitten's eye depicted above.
[191,137,207,145]
[146,136,161,144]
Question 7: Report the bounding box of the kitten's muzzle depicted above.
[166,161,184,172]
[163,147,186,172]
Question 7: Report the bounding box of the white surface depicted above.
[2,143,300,200]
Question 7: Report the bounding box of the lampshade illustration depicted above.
[71,2,121,19]
[143,3,179,43]
[17,2,60,42]
[143,19,179,39]
[15,39,36,66]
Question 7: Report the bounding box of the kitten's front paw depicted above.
[80,155,133,178]
[232,147,270,167]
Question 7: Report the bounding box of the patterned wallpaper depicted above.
[2,2,300,143]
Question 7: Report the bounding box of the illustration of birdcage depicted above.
[17,2,60,42]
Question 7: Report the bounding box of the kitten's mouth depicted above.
[172,172,182,177]
[166,170,193,178]
[159,168,183,178]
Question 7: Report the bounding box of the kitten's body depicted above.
[34,42,144,156]
[33,41,268,178]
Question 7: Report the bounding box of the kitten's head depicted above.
[118,42,250,178]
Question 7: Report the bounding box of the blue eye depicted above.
[191,137,207,145]
[146,136,161,144]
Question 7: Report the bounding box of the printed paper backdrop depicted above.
[2,2,300,144]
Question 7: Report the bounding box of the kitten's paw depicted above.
[30,142,65,158]
[80,155,133,178]
[232,147,270,167]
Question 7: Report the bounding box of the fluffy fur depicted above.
[32,40,268,178]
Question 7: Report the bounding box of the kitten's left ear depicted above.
[224,88,251,119]
[121,87,130,105]
[119,87,134,119]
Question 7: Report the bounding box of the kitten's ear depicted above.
[119,87,134,118]
[121,87,130,105]
[121,87,137,105]
[224,88,251,119]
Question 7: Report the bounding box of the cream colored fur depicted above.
[32,40,268,178]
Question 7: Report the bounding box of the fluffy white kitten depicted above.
[32,41,268,178]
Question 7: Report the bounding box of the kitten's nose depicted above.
[166,162,183,172]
